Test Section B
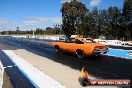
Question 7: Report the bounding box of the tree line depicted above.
[0,25,63,35]
[0,0,131,40]
[61,0,132,40]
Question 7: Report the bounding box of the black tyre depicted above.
[76,50,85,59]
[79,77,90,86]
[55,45,62,53]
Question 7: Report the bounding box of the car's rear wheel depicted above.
[55,45,62,53]
[76,50,85,59]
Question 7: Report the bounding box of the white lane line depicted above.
[2,50,65,88]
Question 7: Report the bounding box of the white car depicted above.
[128,51,132,56]
[93,39,107,45]
[107,40,123,46]
[128,41,132,46]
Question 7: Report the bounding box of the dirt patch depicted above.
[2,72,13,88]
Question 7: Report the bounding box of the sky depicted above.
[0,0,124,31]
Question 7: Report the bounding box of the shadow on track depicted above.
[0,36,132,86]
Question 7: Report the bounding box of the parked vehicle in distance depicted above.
[129,50,132,55]
[116,41,132,46]
[93,39,107,45]
[128,41,132,46]
[52,37,109,58]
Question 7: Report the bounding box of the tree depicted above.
[61,0,88,37]
[90,7,100,38]
[122,0,132,40]
[77,7,97,38]
[35,28,43,35]
[107,6,122,39]
[45,27,54,34]
[53,24,63,34]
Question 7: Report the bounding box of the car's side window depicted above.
[73,39,84,44]
[65,38,73,43]
[65,38,84,44]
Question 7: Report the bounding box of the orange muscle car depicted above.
[52,37,109,58]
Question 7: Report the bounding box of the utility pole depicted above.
[43,28,46,36]
[16,27,19,35]
[33,30,35,36]
[6,30,8,35]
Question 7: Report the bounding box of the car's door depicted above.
[64,39,84,53]
[61,38,74,52]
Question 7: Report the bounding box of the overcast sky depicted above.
[0,0,124,31]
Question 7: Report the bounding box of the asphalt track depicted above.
[0,50,35,88]
[0,36,132,87]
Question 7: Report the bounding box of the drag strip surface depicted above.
[0,50,35,88]
[0,36,132,87]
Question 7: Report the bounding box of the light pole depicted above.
[16,27,19,35]
[6,30,8,35]
[33,30,35,36]
[42,28,46,36]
